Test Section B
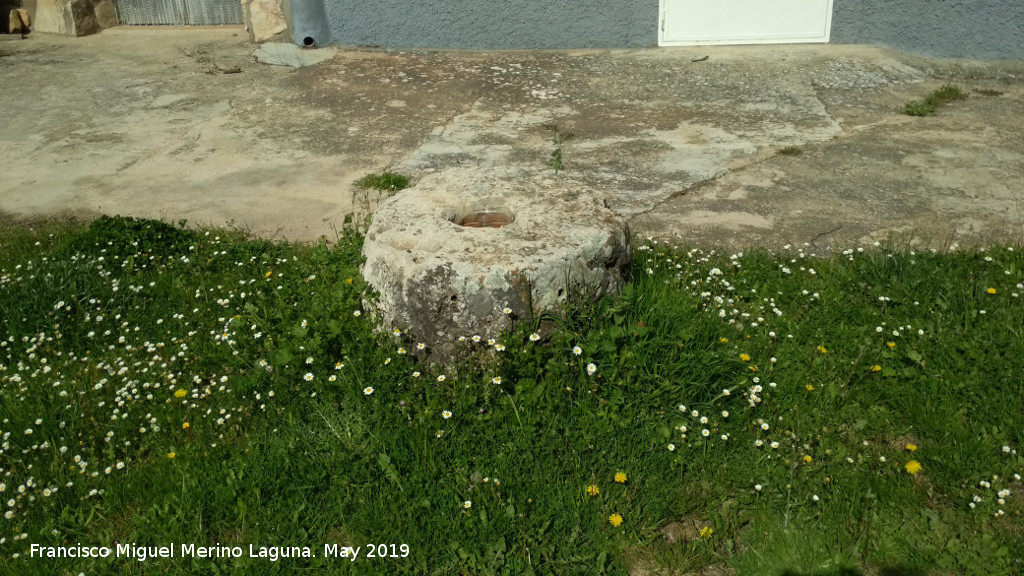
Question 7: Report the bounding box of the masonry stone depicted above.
[242,0,288,43]
[33,0,115,36]
[361,170,632,356]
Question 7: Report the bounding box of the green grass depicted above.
[901,85,967,117]
[0,218,1022,575]
[350,172,411,233]
[354,172,410,192]
[901,101,936,117]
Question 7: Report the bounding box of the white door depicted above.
[660,0,833,46]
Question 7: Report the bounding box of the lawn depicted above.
[0,216,1021,575]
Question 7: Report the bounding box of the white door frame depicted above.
[658,0,834,46]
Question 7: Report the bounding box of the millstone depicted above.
[360,170,632,356]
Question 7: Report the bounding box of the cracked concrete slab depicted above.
[633,82,1024,249]
[1,28,1023,249]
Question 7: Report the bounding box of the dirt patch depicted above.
[623,516,734,576]
[659,518,709,544]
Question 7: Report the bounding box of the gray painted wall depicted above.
[324,0,657,50]
[291,0,332,47]
[831,0,1024,60]
[322,0,1022,60]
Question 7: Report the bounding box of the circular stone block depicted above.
[360,170,632,354]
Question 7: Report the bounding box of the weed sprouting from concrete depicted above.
[351,172,411,233]
[925,85,966,107]
[777,146,804,156]
[544,124,574,175]
[902,102,936,117]
[356,172,410,192]
[549,146,564,174]
[901,84,966,117]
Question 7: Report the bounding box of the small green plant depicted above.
[351,172,411,232]
[902,84,966,116]
[549,146,564,173]
[924,84,965,107]
[777,146,803,156]
[902,101,935,116]
[544,124,574,174]
[355,171,410,192]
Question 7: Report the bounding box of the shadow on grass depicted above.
[779,569,863,576]
[877,567,930,576]
[780,566,928,576]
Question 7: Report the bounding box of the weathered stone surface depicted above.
[242,0,288,43]
[93,0,116,29]
[361,169,632,353]
[33,0,115,36]
[33,0,67,34]
[67,0,100,35]
[7,8,30,34]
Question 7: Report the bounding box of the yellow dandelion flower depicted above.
[805,384,814,391]
[739,353,751,362]
[182,422,190,429]
[347,278,354,285]
[719,337,728,343]
[886,342,896,349]
[803,455,813,463]
[614,472,627,484]
[587,484,600,497]
[986,288,996,294]
[749,365,758,372]
[167,452,176,459]
[817,346,828,354]
[174,389,187,398]
[699,526,713,539]
[871,365,882,372]
[265,271,272,278]
[609,513,623,527]
[906,443,917,452]
[905,460,922,475]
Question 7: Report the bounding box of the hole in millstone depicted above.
[302,36,316,47]
[453,203,515,229]
[450,295,458,302]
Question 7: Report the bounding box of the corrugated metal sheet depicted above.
[113,0,243,25]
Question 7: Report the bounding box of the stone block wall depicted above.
[30,0,116,36]
[243,0,290,43]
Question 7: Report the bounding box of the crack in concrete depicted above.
[624,173,726,218]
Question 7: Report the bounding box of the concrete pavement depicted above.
[2,27,1022,249]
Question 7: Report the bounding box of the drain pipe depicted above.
[289,0,331,47]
